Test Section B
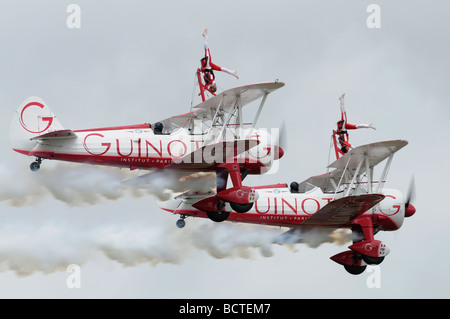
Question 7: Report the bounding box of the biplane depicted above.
[160,110,416,275]
[9,81,285,213]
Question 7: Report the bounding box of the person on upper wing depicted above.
[200,28,239,93]
[334,93,375,154]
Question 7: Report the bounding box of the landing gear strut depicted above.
[30,157,42,172]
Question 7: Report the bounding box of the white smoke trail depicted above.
[0,162,131,206]
[189,223,279,259]
[0,161,352,277]
[0,217,354,277]
[0,220,282,277]
[273,227,353,248]
[0,162,215,206]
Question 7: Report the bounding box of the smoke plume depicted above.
[0,220,353,277]
[0,161,352,276]
[0,220,281,276]
[0,162,215,206]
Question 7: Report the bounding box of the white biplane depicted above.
[10,81,285,213]
[160,116,416,275]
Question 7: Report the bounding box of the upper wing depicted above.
[298,140,408,192]
[154,82,285,131]
[193,81,285,113]
[328,140,408,170]
[301,194,385,226]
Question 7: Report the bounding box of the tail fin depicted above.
[9,97,64,154]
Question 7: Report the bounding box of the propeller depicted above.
[273,120,287,160]
[279,120,288,152]
[405,176,416,217]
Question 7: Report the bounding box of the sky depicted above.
[0,0,449,298]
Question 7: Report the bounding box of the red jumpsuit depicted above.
[200,30,238,91]
[333,94,375,156]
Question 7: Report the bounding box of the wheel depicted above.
[30,162,40,172]
[362,255,384,265]
[344,264,367,275]
[176,219,186,229]
[230,202,253,213]
[206,211,230,222]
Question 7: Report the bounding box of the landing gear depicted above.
[30,157,42,172]
[206,211,230,222]
[363,255,384,265]
[332,217,389,274]
[230,202,253,213]
[176,215,187,228]
[341,255,383,274]
[344,264,367,275]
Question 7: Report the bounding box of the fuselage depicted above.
[160,185,406,231]
[14,125,279,173]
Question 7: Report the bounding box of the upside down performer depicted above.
[200,28,238,93]
[333,93,375,157]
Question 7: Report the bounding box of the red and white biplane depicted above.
[9,81,285,214]
[160,105,416,275]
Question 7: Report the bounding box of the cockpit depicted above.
[153,122,164,135]
[290,181,318,193]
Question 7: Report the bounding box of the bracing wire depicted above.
[190,71,199,111]
[326,134,333,173]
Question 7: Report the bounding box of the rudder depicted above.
[9,97,64,154]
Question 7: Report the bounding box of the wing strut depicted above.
[334,153,352,198]
[251,92,269,128]
[344,154,364,197]
[214,95,240,144]
[376,152,394,192]
[205,95,224,144]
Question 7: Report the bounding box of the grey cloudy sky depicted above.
[0,0,449,298]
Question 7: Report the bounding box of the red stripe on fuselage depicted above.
[22,150,173,169]
[166,208,401,230]
[73,123,151,133]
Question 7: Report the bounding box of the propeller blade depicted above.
[279,120,287,152]
[272,120,287,160]
[406,176,416,208]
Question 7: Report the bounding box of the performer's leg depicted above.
[339,93,347,124]
[203,28,209,50]
[203,30,212,68]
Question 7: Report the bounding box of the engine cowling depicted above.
[330,250,366,267]
[216,186,257,204]
[349,240,390,258]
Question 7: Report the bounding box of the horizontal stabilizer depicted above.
[174,190,215,201]
[30,129,77,140]
[122,170,216,194]
[302,194,385,226]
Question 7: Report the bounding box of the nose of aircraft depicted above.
[405,203,416,217]
[274,145,284,160]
